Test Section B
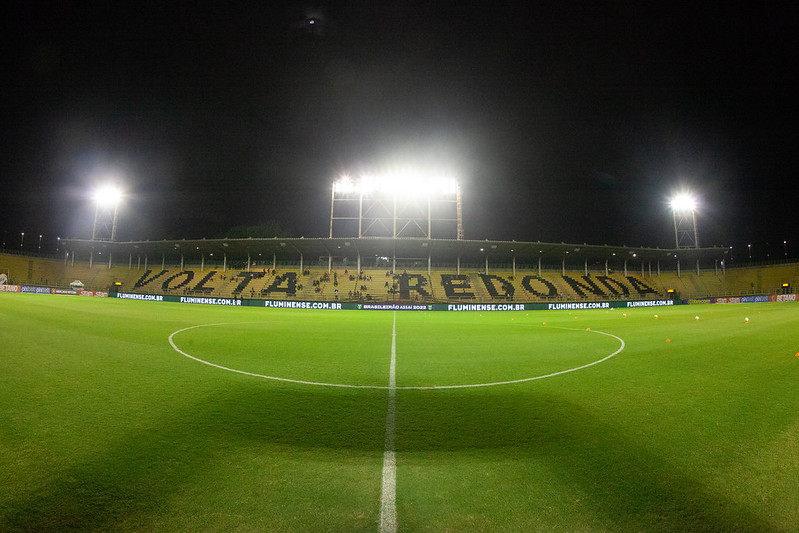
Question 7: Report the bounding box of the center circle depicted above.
[168,320,625,389]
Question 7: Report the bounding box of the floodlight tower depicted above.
[670,193,699,249]
[91,184,123,241]
[329,174,463,240]
[455,184,464,240]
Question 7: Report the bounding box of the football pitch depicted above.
[2,293,798,532]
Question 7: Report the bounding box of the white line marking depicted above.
[168,323,625,390]
[379,311,398,533]
[168,323,386,389]
[168,320,624,532]
[404,328,626,389]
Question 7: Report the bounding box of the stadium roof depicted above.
[63,237,728,268]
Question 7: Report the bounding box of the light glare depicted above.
[333,174,458,198]
[93,184,123,206]
[670,193,696,212]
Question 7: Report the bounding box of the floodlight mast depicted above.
[329,186,334,238]
[456,184,464,240]
[670,193,699,249]
[329,175,463,240]
[91,185,122,241]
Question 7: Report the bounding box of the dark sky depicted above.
[2,1,797,259]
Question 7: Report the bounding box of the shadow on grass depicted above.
[1,380,388,531]
[2,376,782,531]
[395,387,777,532]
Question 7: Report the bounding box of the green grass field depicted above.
[2,292,799,532]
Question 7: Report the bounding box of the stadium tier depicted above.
[3,251,796,302]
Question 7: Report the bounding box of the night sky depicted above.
[2,1,797,260]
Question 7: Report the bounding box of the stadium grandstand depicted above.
[1,236,796,303]
[2,178,796,303]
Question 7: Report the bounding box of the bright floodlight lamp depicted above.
[333,174,457,198]
[332,175,356,194]
[670,192,699,249]
[92,184,123,206]
[330,173,463,239]
[91,184,123,241]
[670,193,696,212]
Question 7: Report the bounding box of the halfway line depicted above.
[379,311,397,533]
